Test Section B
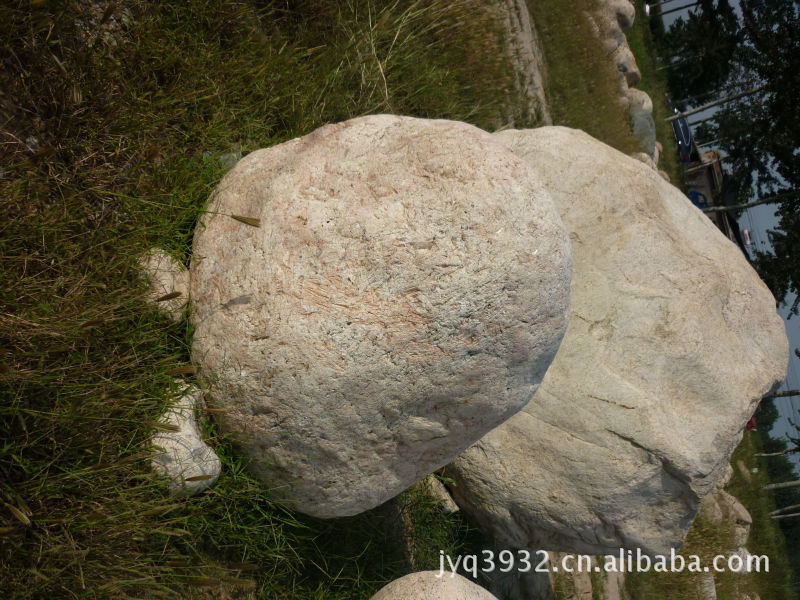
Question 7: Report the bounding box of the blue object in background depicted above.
[688,190,709,209]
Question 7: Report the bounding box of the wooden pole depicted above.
[763,480,800,491]
[665,86,766,121]
[770,503,800,516]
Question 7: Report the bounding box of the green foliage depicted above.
[727,434,800,600]
[660,0,741,107]
[626,432,799,600]
[656,0,800,311]
[754,204,800,314]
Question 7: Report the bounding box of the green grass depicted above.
[626,4,686,189]
[625,433,798,600]
[524,0,642,155]
[725,434,798,600]
[526,0,688,187]
[0,1,520,597]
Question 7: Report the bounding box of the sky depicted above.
[662,1,800,473]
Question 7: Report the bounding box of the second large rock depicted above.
[447,126,787,556]
[189,115,572,517]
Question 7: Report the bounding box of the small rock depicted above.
[736,460,752,482]
[700,572,717,600]
[627,87,654,114]
[202,145,245,169]
[599,0,636,31]
[615,46,642,87]
[218,150,244,169]
[151,383,221,496]
[25,136,40,153]
[631,106,657,157]
[370,571,499,600]
[700,492,724,524]
[138,249,189,322]
[631,151,657,171]
[424,476,459,515]
[730,547,760,574]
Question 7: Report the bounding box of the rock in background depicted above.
[370,571,499,600]
[189,115,573,518]
[138,249,189,322]
[586,0,663,164]
[446,126,787,556]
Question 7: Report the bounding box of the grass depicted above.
[726,434,798,600]
[524,0,642,155]
[626,4,686,189]
[525,0,688,187]
[625,433,798,600]
[0,0,520,597]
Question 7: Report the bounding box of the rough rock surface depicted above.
[189,115,572,518]
[423,476,460,515]
[598,0,636,31]
[370,571,499,600]
[151,383,221,496]
[496,0,552,125]
[139,249,189,322]
[446,126,788,555]
[631,106,656,157]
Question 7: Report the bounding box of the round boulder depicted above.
[371,571,498,600]
[189,115,572,517]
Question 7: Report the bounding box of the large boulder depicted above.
[189,115,572,518]
[446,126,787,555]
[370,571,498,600]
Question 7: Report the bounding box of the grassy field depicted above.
[525,0,686,187]
[626,4,685,188]
[0,1,516,598]
[525,0,642,155]
[1,0,710,598]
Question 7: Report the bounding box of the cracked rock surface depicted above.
[446,127,788,555]
[188,115,572,518]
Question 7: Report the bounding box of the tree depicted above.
[660,0,800,313]
[710,1,800,310]
[753,206,800,314]
[661,0,742,106]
